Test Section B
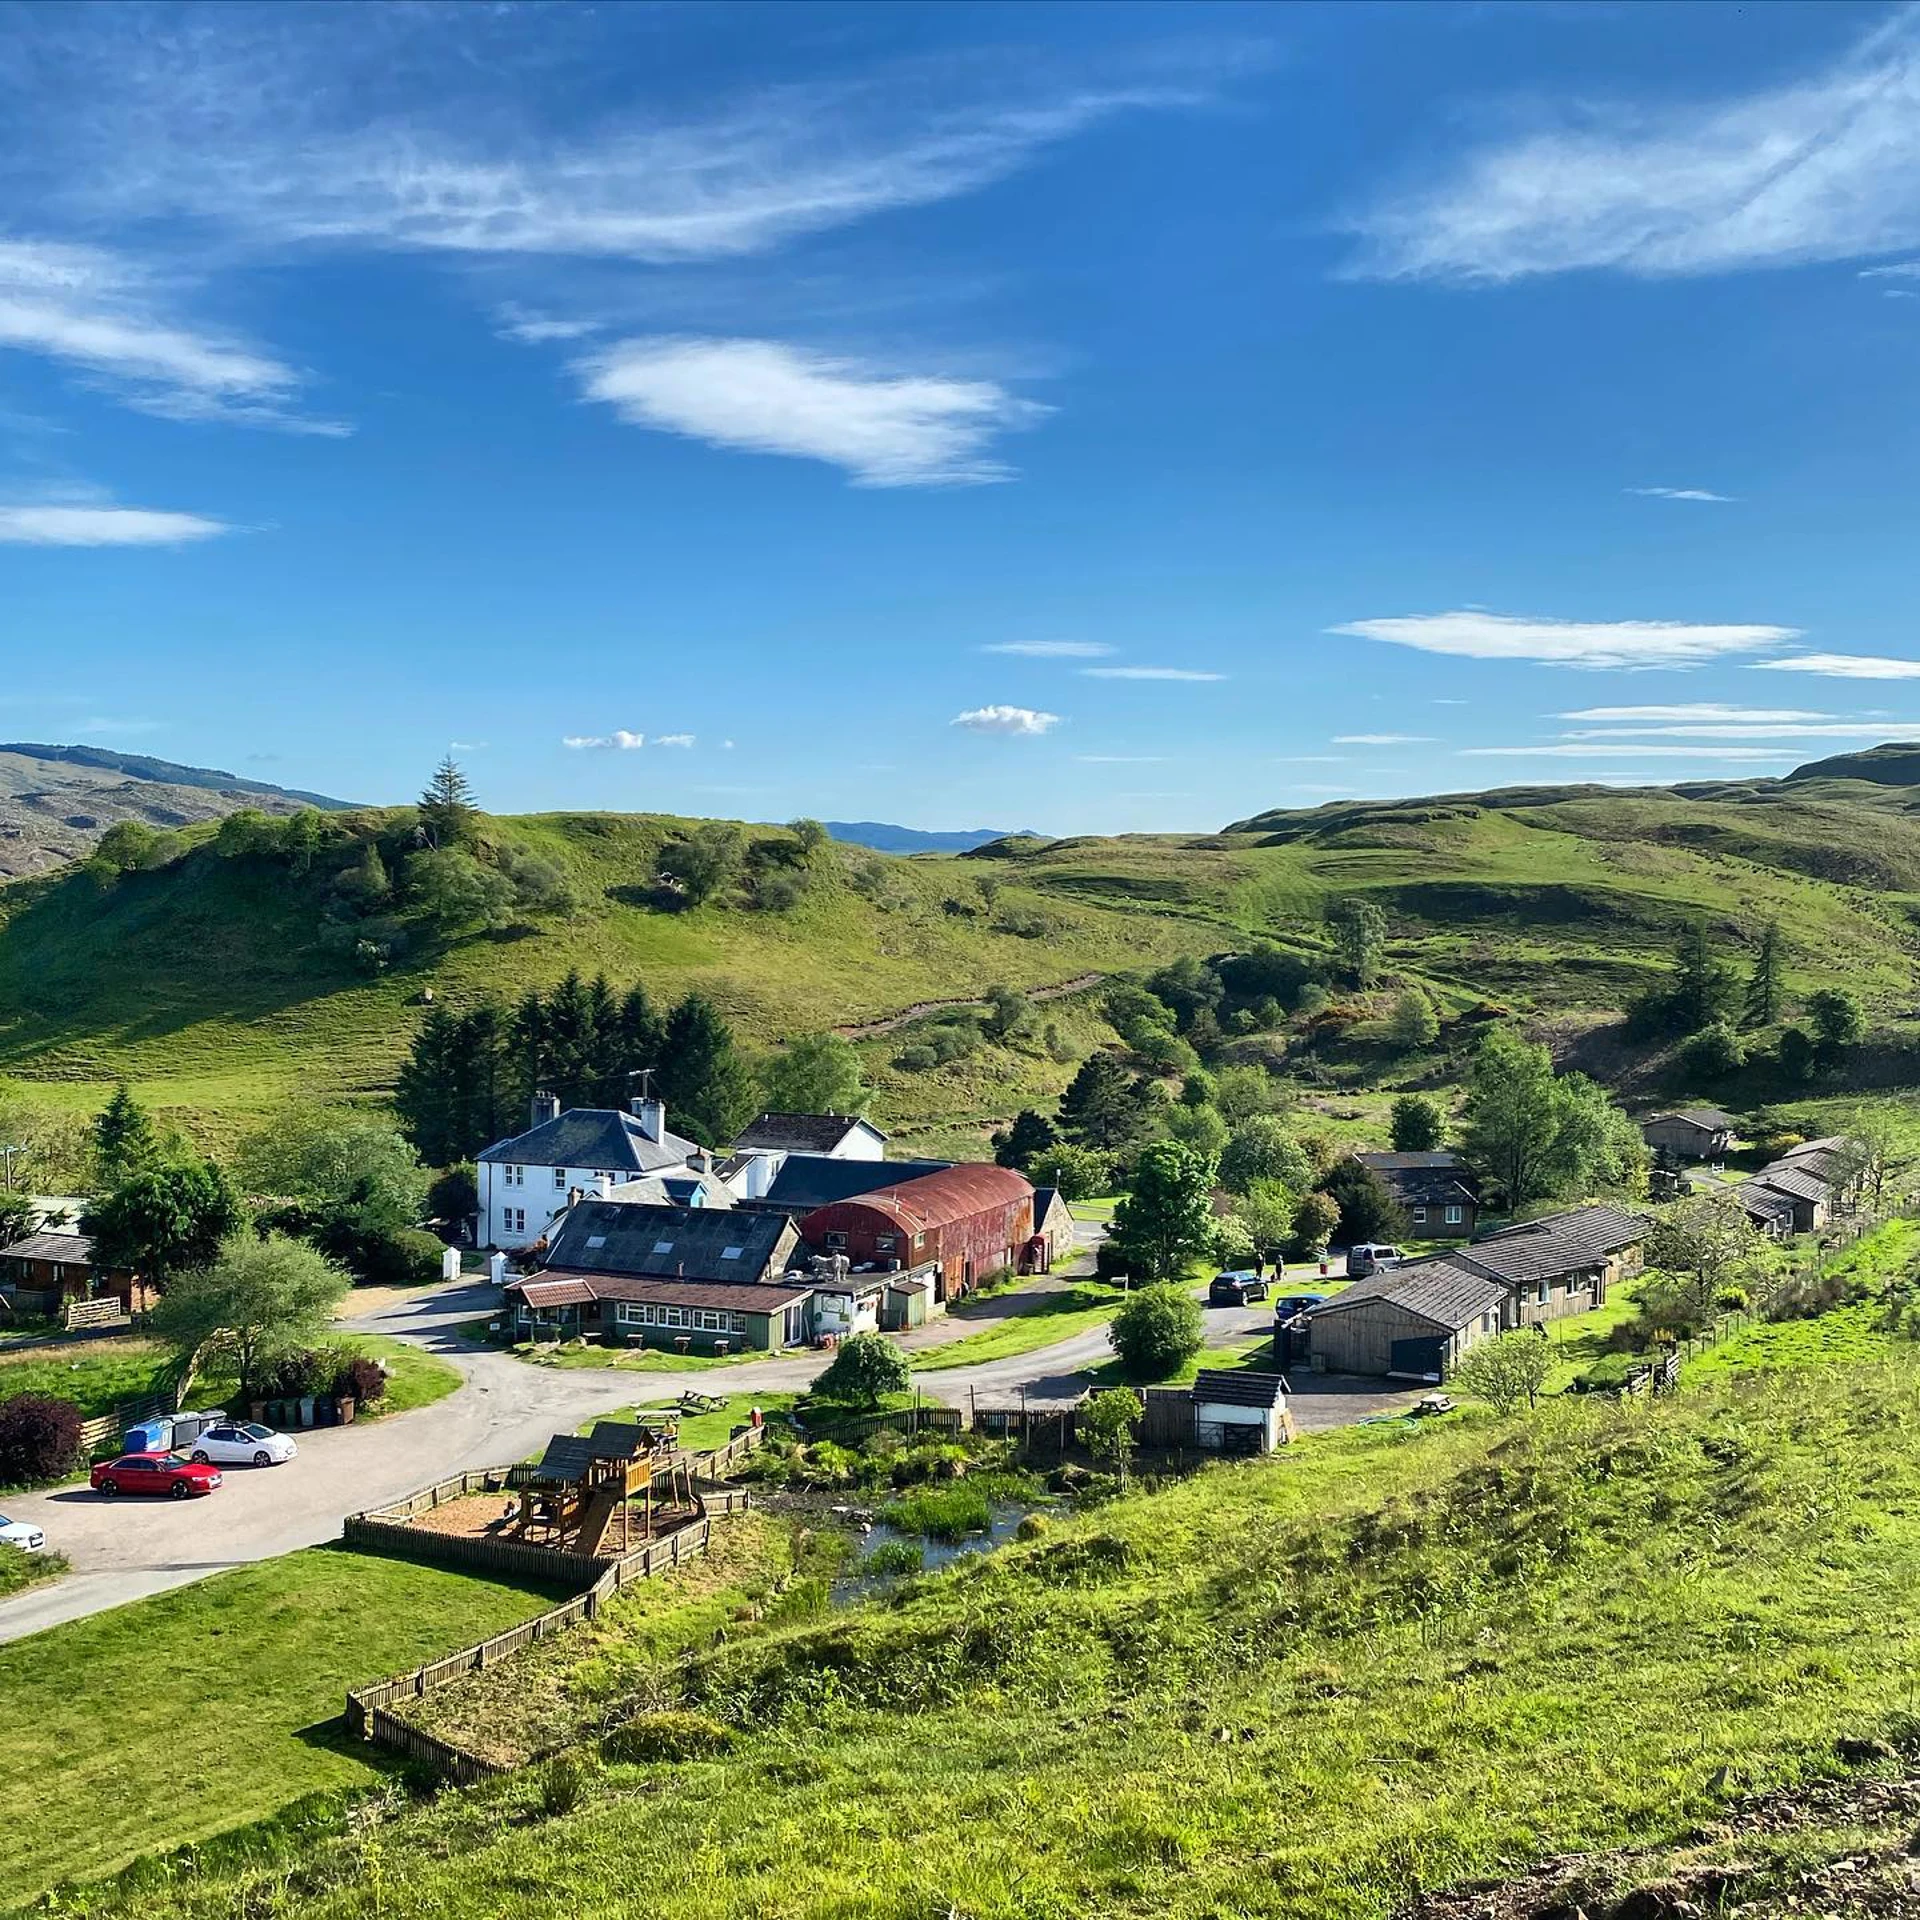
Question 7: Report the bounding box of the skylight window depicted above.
[585,1235,607,1249]
[652,1240,675,1255]
[721,1246,744,1260]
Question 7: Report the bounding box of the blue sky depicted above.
[5,1,1920,833]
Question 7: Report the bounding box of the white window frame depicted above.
[554,1167,569,1190]
[504,1164,524,1188]
[1444,1204,1464,1225]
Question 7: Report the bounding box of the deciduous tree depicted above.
[84,1159,242,1291]
[759,1033,865,1116]
[1326,897,1389,988]
[152,1233,350,1399]
[812,1331,910,1408]
[1079,1387,1142,1484]
[1451,1331,1552,1415]
[1109,1142,1216,1282]
[1389,1094,1446,1154]
[1108,1282,1205,1378]
[1388,985,1440,1051]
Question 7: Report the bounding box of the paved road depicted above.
[0,1270,1408,1646]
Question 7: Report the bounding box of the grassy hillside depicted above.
[46,1341,1920,1919]
[2,776,1918,1150]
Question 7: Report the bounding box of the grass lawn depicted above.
[0,1336,173,1421]
[1687,1301,1896,1381]
[0,1540,67,1596]
[193,1333,461,1424]
[0,1545,563,1901]
[594,1391,804,1455]
[511,1339,768,1374]
[910,1282,1123,1373]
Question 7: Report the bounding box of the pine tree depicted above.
[1669,920,1736,1034]
[657,993,758,1145]
[394,1007,467,1166]
[417,756,479,850]
[1743,921,1784,1029]
[1057,1052,1152,1150]
[92,1082,157,1185]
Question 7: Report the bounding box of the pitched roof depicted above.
[732,1112,886,1155]
[0,1230,99,1266]
[510,1269,813,1313]
[1647,1108,1739,1132]
[1753,1165,1829,1205]
[1462,1204,1648,1283]
[1355,1150,1468,1172]
[1372,1168,1479,1208]
[798,1163,1035,1236]
[748,1155,954,1214]
[1031,1185,1074,1226]
[1310,1258,1507,1330]
[478,1107,699,1174]
[543,1200,791,1283]
[1736,1182,1797,1223]
[1192,1367,1289,1409]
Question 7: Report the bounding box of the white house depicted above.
[477,1093,703,1250]
[725,1111,888,1202]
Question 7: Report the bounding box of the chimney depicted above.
[531,1090,561,1128]
[631,1094,666,1143]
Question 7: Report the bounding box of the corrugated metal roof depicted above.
[749,1156,955,1213]
[799,1163,1034,1236]
[1192,1368,1288,1409]
[1309,1258,1507,1330]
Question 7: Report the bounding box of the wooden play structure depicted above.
[508,1421,699,1558]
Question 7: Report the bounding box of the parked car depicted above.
[187,1423,297,1468]
[1208,1270,1270,1306]
[90,1453,223,1500]
[1345,1242,1404,1278]
[1273,1292,1328,1320]
[0,1514,46,1552]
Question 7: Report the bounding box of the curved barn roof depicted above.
[800,1163,1033,1234]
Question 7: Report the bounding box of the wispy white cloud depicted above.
[985,641,1113,658]
[1626,486,1735,503]
[1075,754,1166,763]
[1460,744,1797,760]
[0,503,228,545]
[74,715,163,736]
[951,704,1060,735]
[448,740,489,752]
[1332,732,1431,745]
[1080,665,1225,682]
[0,238,332,433]
[1862,260,1920,280]
[655,732,696,748]
[1331,610,1799,670]
[575,336,1044,486]
[1344,12,1920,281]
[495,305,600,344]
[1557,703,1829,722]
[1753,652,1920,680]
[1566,722,1908,741]
[563,729,646,750]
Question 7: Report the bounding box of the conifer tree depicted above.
[1743,921,1784,1029]
[418,756,479,850]
[92,1082,157,1185]
[657,992,758,1145]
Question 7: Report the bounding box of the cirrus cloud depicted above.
[950,704,1060,736]
[1080,665,1225,682]
[1753,652,1920,680]
[1330,609,1800,671]
[563,730,646,750]
[574,336,1045,487]
[984,641,1112,658]
[1626,486,1734,503]
[0,503,229,545]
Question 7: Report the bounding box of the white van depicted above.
[1345,1242,1404,1279]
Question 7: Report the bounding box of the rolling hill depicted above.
[0,749,1916,1153]
[0,744,356,880]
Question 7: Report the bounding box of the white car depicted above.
[0,1514,46,1553]
[186,1422,298,1468]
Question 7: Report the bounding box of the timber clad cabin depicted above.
[1352,1150,1481,1239]
[0,1230,144,1317]
[1642,1108,1739,1163]
[1737,1135,1853,1236]
[1306,1203,1648,1379]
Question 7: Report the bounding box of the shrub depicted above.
[601,1712,734,1765]
[812,1333,911,1408]
[332,1353,387,1406]
[1109,1283,1205,1379]
[1678,1020,1745,1079]
[0,1394,83,1487]
[1014,1511,1050,1542]
[861,1538,926,1577]
[260,1348,335,1398]
[323,1224,444,1288]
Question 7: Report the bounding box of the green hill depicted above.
[2,769,1918,1150]
[47,1344,1920,1919]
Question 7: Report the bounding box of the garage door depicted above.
[1388,1335,1445,1381]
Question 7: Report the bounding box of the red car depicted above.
[90,1453,223,1500]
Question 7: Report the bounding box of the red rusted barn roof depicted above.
[799,1162,1033,1236]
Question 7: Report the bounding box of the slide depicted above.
[574,1484,625,1558]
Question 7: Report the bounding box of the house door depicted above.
[1388,1335,1445,1381]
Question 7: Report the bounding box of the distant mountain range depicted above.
[823,821,1041,854]
[0,744,357,880]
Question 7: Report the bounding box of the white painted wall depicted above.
[480,1161,623,1249]
[1193,1401,1283,1453]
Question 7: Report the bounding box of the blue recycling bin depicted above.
[123,1418,170,1453]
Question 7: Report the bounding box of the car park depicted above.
[186,1423,297,1468]
[1208,1270,1270,1306]
[1345,1242,1404,1278]
[0,1514,46,1552]
[90,1453,223,1500]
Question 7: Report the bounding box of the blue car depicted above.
[1274,1292,1327,1319]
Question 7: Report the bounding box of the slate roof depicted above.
[1463,1204,1648,1283]
[511,1270,813,1314]
[746,1156,954,1214]
[732,1112,886,1155]
[1309,1258,1508,1330]
[1032,1185,1074,1227]
[1752,1165,1829,1205]
[1192,1368,1289,1410]
[478,1107,700,1174]
[1355,1150,1469,1173]
[543,1200,792,1283]
[0,1230,100,1266]
[1737,1183,1798,1224]
[1648,1108,1739,1133]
